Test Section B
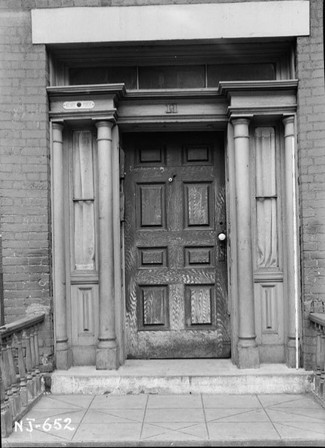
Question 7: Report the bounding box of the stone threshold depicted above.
[51,359,314,395]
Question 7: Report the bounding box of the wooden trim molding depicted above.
[47,84,126,97]
[219,80,299,92]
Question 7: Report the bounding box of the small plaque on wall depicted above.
[63,101,95,110]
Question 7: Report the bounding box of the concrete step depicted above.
[51,359,314,395]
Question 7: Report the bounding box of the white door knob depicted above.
[218,232,226,241]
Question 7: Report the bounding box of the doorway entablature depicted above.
[47,80,298,127]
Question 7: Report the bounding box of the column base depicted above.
[56,347,72,370]
[237,342,260,369]
[286,337,299,368]
[96,345,119,370]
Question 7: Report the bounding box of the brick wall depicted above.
[0,5,53,364]
[296,0,325,370]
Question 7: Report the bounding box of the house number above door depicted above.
[63,101,95,110]
[166,104,178,114]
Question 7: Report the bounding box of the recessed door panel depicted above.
[138,184,166,228]
[124,132,230,358]
[138,285,169,329]
[185,285,213,326]
[185,183,212,227]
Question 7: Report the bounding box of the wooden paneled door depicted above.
[124,132,230,358]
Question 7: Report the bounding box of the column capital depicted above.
[96,120,114,143]
[231,117,251,139]
[95,120,115,130]
[283,115,295,125]
[230,116,252,126]
[283,115,295,138]
[52,122,64,144]
[52,122,64,132]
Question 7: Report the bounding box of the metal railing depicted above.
[309,312,325,405]
[0,313,45,437]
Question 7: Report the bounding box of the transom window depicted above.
[69,63,276,89]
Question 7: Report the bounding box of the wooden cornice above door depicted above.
[47,80,298,130]
[219,80,298,118]
[47,84,125,122]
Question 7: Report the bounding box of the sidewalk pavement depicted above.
[3,393,325,447]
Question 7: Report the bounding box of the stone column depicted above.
[52,122,71,370]
[283,115,299,367]
[95,121,118,370]
[232,117,260,368]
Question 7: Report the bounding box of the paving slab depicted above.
[202,393,262,408]
[145,407,206,423]
[83,409,146,424]
[205,408,270,423]
[90,394,147,409]
[2,393,325,447]
[141,422,208,442]
[147,394,202,408]
[207,421,281,441]
[73,423,143,443]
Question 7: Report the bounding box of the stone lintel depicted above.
[32,2,309,44]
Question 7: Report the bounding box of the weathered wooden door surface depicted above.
[124,132,230,358]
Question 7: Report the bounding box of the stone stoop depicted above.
[50,359,314,395]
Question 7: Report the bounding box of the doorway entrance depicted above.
[124,132,230,359]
